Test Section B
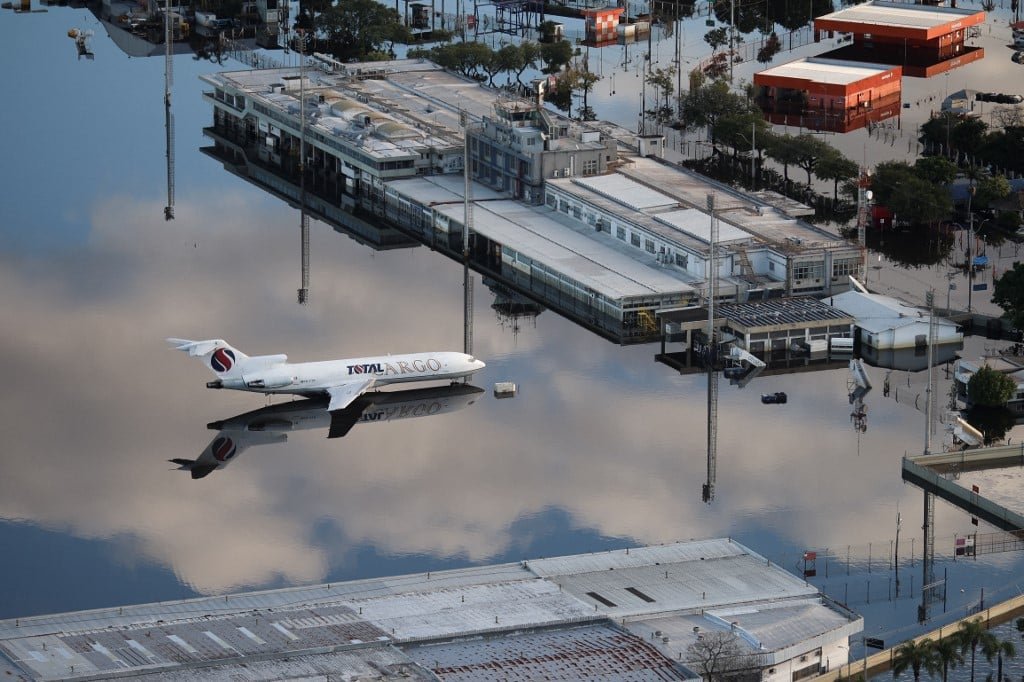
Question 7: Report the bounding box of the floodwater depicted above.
[1,3,1023,670]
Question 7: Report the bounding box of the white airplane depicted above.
[171,384,484,478]
[167,338,485,412]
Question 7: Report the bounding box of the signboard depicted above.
[973,283,989,292]
[866,638,885,650]
[955,536,976,556]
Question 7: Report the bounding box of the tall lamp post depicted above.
[967,186,976,314]
[857,169,873,283]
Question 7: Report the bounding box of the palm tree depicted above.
[932,636,964,682]
[892,638,938,682]
[957,618,994,682]
[980,634,1015,682]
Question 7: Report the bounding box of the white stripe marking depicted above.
[167,634,198,653]
[29,651,46,662]
[271,622,300,641]
[237,627,265,645]
[126,640,154,658]
[91,642,117,661]
[204,631,234,650]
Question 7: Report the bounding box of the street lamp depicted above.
[734,121,757,188]
[857,169,873,282]
[967,186,976,314]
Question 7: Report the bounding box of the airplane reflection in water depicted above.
[171,384,484,479]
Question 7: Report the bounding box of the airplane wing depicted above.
[326,377,376,412]
[328,397,372,439]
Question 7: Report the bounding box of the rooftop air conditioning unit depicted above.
[553,169,560,177]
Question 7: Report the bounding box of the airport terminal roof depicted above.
[755,57,899,87]
[0,539,861,681]
[390,175,696,301]
[614,159,856,251]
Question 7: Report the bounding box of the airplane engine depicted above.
[244,370,297,390]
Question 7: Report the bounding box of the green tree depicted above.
[993,262,1024,329]
[756,32,782,63]
[540,39,573,74]
[892,638,938,682]
[790,133,832,187]
[914,157,958,186]
[956,619,991,682]
[680,81,754,143]
[967,366,1015,407]
[713,111,769,178]
[704,26,728,52]
[979,633,1015,682]
[973,174,1012,210]
[816,148,859,201]
[316,0,410,62]
[645,66,677,125]
[932,637,964,682]
[870,161,952,227]
[765,132,802,185]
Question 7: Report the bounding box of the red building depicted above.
[581,7,624,46]
[813,1,985,77]
[753,57,902,133]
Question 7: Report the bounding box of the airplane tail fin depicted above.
[166,338,250,380]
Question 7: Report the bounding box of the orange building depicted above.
[582,7,624,46]
[813,1,985,77]
[753,57,902,133]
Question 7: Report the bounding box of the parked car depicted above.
[761,392,788,404]
[1013,51,1024,64]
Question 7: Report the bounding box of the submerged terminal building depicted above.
[0,539,863,680]
[200,58,862,343]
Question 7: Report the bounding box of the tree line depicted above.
[885,617,1022,682]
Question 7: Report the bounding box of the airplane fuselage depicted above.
[214,351,483,397]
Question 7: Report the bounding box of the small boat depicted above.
[761,392,787,404]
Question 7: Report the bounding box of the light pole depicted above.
[967,186,976,313]
[857,169,873,283]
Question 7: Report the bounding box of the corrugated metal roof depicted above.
[654,209,752,244]
[406,623,691,680]
[0,539,859,681]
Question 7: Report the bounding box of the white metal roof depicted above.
[572,174,680,212]
[757,58,896,85]
[817,1,981,30]
[828,291,957,334]
[0,539,859,681]
[654,209,752,244]
[389,176,693,300]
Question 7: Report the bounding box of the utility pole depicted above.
[163,0,174,220]
[967,186,976,313]
[703,193,719,504]
[750,121,756,186]
[925,289,936,453]
[461,110,474,358]
[857,169,872,283]
[729,0,735,83]
[298,31,310,305]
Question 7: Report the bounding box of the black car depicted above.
[761,392,788,404]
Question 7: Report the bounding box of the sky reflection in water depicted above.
[1,5,1023,654]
